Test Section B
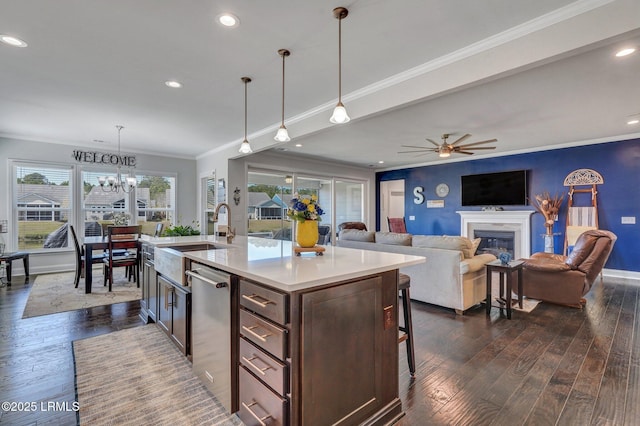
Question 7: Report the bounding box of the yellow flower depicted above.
[303,198,310,205]
[308,204,316,213]
[311,194,318,202]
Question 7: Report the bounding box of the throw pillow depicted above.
[471,238,482,256]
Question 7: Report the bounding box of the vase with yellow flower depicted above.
[287,193,325,248]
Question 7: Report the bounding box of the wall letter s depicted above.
[413,186,424,204]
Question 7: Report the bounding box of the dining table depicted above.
[82,235,142,294]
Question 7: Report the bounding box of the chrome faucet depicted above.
[213,202,235,244]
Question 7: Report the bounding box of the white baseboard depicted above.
[603,268,640,284]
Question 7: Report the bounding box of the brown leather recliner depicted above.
[338,222,367,232]
[520,229,617,308]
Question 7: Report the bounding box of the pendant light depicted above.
[329,7,350,124]
[239,77,253,154]
[274,49,291,142]
[97,125,137,193]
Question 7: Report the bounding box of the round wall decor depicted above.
[436,183,449,197]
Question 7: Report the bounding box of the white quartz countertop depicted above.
[140,234,233,248]
[175,236,425,292]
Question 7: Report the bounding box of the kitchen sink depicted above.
[168,243,218,252]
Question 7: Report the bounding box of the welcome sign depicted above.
[72,150,136,167]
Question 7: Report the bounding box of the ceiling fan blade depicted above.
[455,150,475,155]
[455,146,496,151]
[401,145,432,149]
[426,138,440,147]
[450,134,471,146]
[397,150,433,154]
[458,139,498,148]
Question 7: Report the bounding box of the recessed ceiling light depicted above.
[0,35,28,47]
[217,13,240,28]
[378,160,384,164]
[615,47,636,57]
[295,143,302,147]
[165,80,182,88]
[628,119,639,125]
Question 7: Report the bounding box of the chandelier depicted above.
[98,125,137,193]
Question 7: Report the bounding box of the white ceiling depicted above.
[1,0,639,169]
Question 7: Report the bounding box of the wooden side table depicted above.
[485,259,524,319]
[0,251,30,285]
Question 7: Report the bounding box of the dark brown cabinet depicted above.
[236,270,401,426]
[157,274,191,356]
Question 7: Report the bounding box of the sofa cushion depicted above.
[339,229,375,242]
[375,232,412,246]
[461,253,497,274]
[412,235,475,258]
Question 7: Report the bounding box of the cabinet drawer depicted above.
[240,279,288,324]
[240,338,288,396]
[239,366,287,426]
[240,309,287,360]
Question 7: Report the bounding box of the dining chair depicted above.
[70,225,106,288]
[387,217,407,233]
[103,225,141,291]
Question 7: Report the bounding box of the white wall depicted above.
[0,137,197,275]
[197,149,376,237]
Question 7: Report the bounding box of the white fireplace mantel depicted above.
[457,210,534,258]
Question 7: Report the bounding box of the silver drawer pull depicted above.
[242,293,275,308]
[242,401,272,426]
[242,355,273,376]
[242,325,273,342]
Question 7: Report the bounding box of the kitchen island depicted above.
[146,235,425,426]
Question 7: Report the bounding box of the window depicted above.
[14,163,73,250]
[247,171,292,240]
[135,173,175,236]
[202,175,217,235]
[81,170,130,236]
[11,162,178,251]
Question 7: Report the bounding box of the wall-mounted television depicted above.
[461,170,528,206]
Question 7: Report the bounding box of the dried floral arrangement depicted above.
[531,191,564,235]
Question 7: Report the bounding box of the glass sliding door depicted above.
[247,170,292,240]
[246,169,366,245]
[335,179,365,230]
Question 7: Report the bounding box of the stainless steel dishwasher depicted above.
[186,264,233,413]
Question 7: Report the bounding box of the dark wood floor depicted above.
[1,274,639,425]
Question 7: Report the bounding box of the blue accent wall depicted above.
[376,138,640,272]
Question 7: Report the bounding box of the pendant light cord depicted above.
[281,52,286,125]
[337,16,342,102]
[244,80,247,140]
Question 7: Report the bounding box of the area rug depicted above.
[22,270,141,319]
[490,281,541,313]
[73,325,241,426]
[513,298,542,313]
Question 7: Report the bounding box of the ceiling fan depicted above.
[398,133,497,158]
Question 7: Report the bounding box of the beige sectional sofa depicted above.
[336,230,496,314]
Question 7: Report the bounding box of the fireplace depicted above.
[474,230,515,257]
[457,210,534,259]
